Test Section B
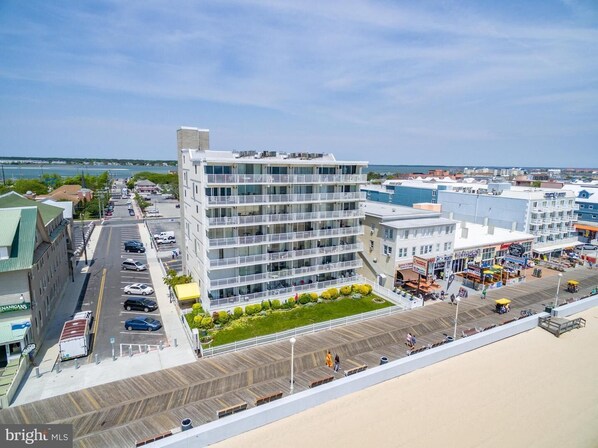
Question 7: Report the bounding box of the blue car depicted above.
[124,316,162,331]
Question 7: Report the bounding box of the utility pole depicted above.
[80,199,88,266]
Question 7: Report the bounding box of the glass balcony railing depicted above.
[209,259,363,288]
[206,191,366,206]
[208,242,364,269]
[205,173,367,184]
[208,276,360,308]
[209,226,364,248]
[207,209,363,227]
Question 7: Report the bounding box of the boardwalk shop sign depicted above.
[412,256,433,277]
[508,244,526,257]
[0,302,30,314]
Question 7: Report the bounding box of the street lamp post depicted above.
[453,297,461,340]
[553,273,563,310]
[289,337,296,393]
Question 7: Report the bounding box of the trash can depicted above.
[445,336,454,343]
[181,418,192,432]
[544,305,553,314]
[380,356,389,365]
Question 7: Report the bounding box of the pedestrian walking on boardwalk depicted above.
[450,293,456,304]
[325,350,333,368]
[481,287,487,300]
[334,354,340,372]
[406,332,414,348]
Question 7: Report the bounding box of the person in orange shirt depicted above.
[325,350,333,368]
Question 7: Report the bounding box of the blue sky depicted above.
[0,0,597,166]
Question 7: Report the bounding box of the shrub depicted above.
[310,292,318,303]
[245,305,255,315]
[192,303,203,315]
[218,311,229,324]
[233,307,243,319]
[321,291,331,300]
[193,315,203,326]
[299,293,311,305]
[254,303,262,313]
[360,284,372,295]
[287,297,296,307]
[261,300,271,310]
[200,316,213,329]
[327,288,339,299]
[340,286,351,296]
[271,299,282,309]
[351,284,360,292]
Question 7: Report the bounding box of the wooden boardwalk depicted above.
[1,268,597,448]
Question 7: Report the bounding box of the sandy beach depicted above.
[213,307,598,448]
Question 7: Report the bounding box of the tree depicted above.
[163,269,193,289]
[367,172,381,182]
[13,179,48,195]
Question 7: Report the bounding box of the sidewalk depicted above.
[137,222,195,357]
[12,220,196,406]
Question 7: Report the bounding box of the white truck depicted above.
[153,231,175,239]
[58,315,91,361]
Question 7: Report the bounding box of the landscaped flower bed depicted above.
[184,284,392,346]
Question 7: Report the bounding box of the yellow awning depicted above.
[174,282,200,301]
[495,298,511,305]
[493,265,503,270]
[567,280,579,285]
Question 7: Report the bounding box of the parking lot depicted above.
[146,218,183,274]
[63,220,171,366]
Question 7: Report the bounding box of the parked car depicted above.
[123,297,158,312]
[124,316,162,331]
[124,241,145,253]
[121,259,147,271]
[156,235,176,245]
[576,244,597,251]
[124,283,154,295]
[128,209,136,216]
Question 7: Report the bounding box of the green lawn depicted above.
[189,295,393,347]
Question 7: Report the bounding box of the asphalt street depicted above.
[65,197,169,365]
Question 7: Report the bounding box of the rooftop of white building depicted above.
[561,184,598,203]
[361,201,439,221]
[185,148,368,166]
[454,222,535,251]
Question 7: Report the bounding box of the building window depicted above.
[436,243,440,252]
[384,228,394,239]
[383,245,392,256]
[589,205,594,209]
[369,240,374,251]
[412,247,416,256]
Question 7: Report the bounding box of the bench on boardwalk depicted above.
[309,376,334,388]
[217,402,248,419]
[344,365,368,377]
[502,319,517,325]
[482,324,496,331]
[407,346,428,356]
[461,328,480,338]
[255,391,283,406]
[135,431,173,447]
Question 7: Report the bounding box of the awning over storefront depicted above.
[533,241,578,254]
[174,283,200,302]
[397,269,420,282]
[0,318,31,345]
[574,223,598,232]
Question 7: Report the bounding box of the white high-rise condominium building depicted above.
[177,127,368,311]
